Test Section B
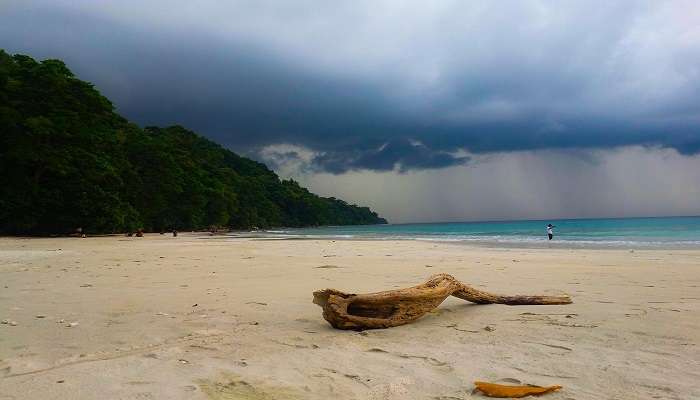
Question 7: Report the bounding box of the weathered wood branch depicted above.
[313,273,572,330]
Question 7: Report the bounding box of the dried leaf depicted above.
[474,381,562,398]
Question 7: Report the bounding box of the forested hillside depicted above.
[0,50,386,235]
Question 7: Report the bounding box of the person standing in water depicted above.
[546,224,555,240]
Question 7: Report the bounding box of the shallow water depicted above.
[255,216,700,249]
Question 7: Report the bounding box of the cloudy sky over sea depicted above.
[3,0,699,222]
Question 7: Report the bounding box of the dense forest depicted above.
[0,50,387,235]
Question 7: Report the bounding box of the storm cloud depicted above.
[2,1,699,173]
[296,147,700,223]
[2,1,700,222]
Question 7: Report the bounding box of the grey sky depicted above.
[1,1,699,221]
[292,147,700,223]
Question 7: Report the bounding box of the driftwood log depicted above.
[313,273,572,330]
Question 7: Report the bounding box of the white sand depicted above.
[1,234,699,399]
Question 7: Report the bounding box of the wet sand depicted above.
[1,234,699,399]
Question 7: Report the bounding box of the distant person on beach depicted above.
[71,227,86,238]
[547,224,555,240]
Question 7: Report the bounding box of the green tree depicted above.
[0,50,387,235]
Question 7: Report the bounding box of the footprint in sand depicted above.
[368,377,415,400]
[366,348,451,369]
[198,374,301,399]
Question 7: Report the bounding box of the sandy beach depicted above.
[1,234,698,399]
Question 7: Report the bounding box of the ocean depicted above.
[261,216,700,248]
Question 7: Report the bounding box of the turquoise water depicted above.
[263,217,700,248]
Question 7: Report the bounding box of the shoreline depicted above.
[1,235,699,399]
[221,232,700,250]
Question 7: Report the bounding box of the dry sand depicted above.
[1,234,698,399]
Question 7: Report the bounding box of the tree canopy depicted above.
[0,50,387,235]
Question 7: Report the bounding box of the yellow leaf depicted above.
[474,381,562,398]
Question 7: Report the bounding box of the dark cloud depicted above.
[301,147,700,223]
[1,1,699,173]
[313,139,470,173]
